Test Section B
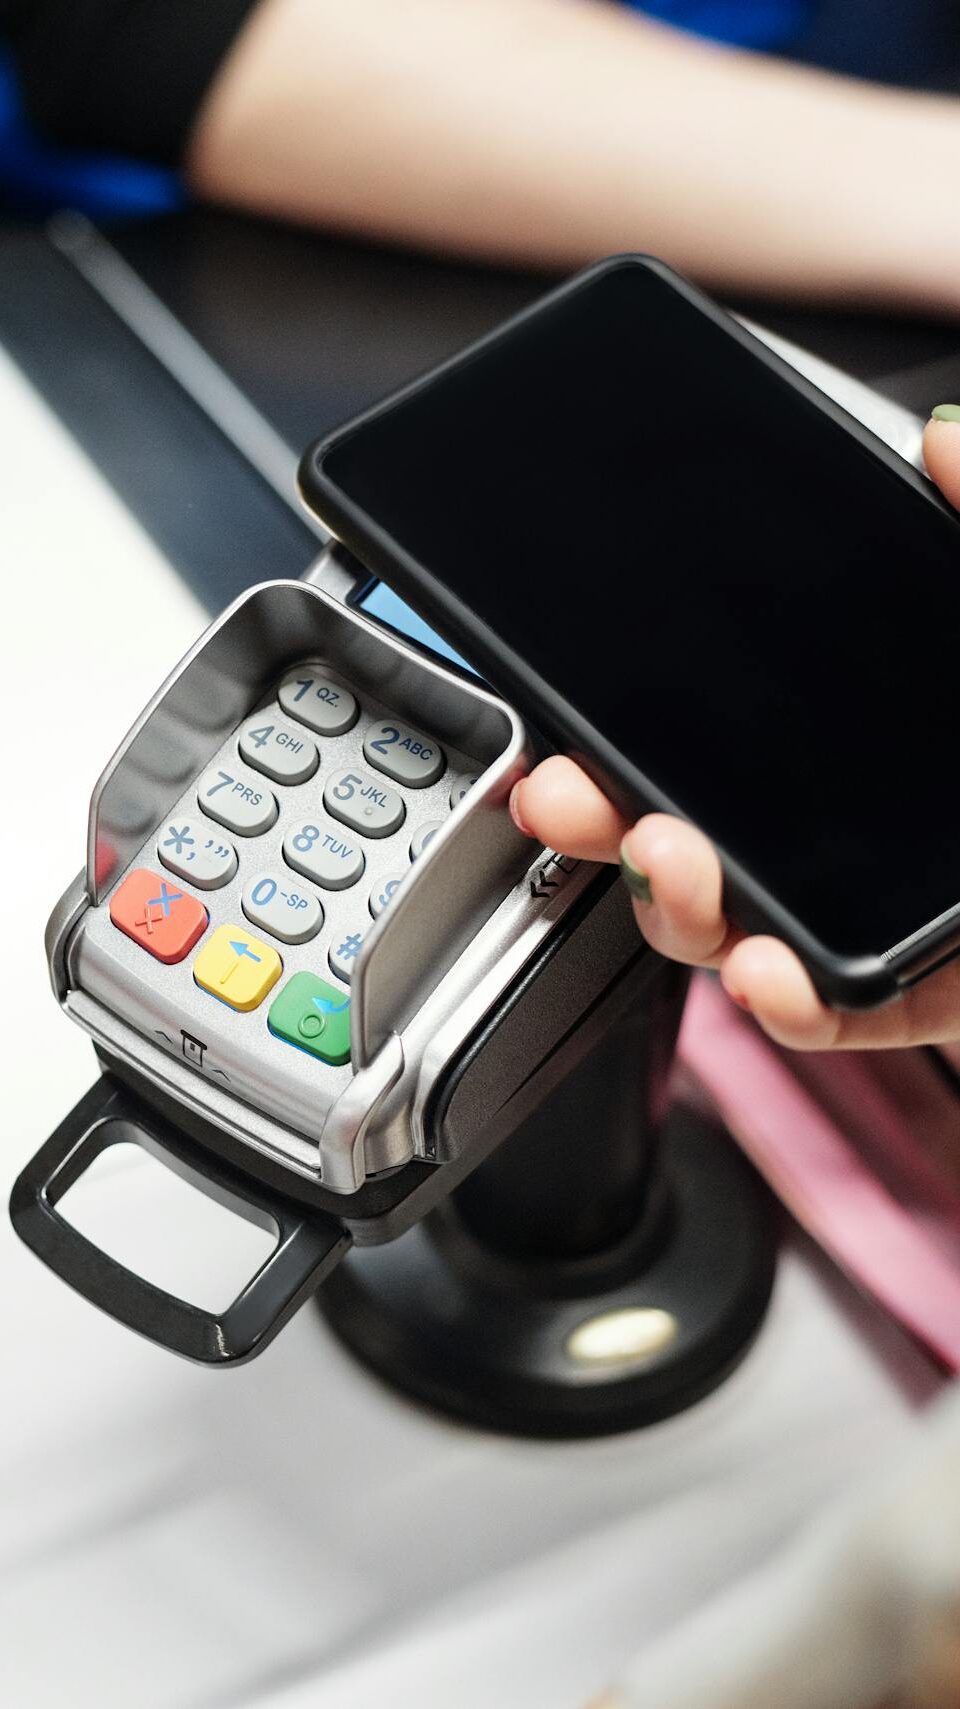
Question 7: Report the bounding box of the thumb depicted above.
[922,405,960,511]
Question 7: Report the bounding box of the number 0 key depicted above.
[241,872,324,944]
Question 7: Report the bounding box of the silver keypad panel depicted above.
[75,662,484,1145]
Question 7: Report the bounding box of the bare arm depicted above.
[188,0,960,309]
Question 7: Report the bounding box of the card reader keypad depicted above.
[102,662,477,1085]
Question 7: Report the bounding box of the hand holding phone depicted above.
[511,416,960,1054]
[301,256,960,1022]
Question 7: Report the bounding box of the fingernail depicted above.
[620,845,653,904]
[727,987,752,1012]
[931,403,960,423]
[509,781,535,837]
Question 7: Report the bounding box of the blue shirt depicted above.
[625,1,808,49]
[0,45,181,216]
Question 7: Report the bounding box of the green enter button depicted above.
[268,971,352,1065]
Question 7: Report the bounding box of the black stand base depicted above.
[317,1102,775,1438]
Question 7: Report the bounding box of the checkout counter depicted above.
[0,210,954,1708]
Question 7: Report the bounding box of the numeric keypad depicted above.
[113,663,485,1071]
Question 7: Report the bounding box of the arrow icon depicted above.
[230,939,261,960]
[529,869,561,900]
[312,994,350,1016]
[220,939,263,986]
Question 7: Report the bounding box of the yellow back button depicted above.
[193,924,282,1012]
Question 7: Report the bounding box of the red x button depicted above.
[109,867,208,964]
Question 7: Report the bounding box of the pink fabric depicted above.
[678,975,960,1371]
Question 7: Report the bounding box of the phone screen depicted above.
[318,260,960,961]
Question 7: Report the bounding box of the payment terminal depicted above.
[15,314,904,1430]
[6,536,769,1427]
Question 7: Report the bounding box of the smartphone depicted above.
[299,255,960,1010]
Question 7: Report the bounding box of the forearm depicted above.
[187,0,960,307]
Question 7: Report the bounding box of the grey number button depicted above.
[279,671,358,736]
[328,925,367,985]
[369,872,406,919]
[409,820,443,862]
[363,720,444,787]
[283,819,366,890]
[198,764,278,836]
[449,773,480,810]
[239,715,318,785]
[242,872,323,944]
[158,820,237,889]
[323,767,405,838]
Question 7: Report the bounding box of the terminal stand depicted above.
[318,952,777,1438]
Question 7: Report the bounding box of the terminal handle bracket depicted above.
[10,1075,350,1366]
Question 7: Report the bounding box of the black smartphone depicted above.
[300,255,960,1010]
